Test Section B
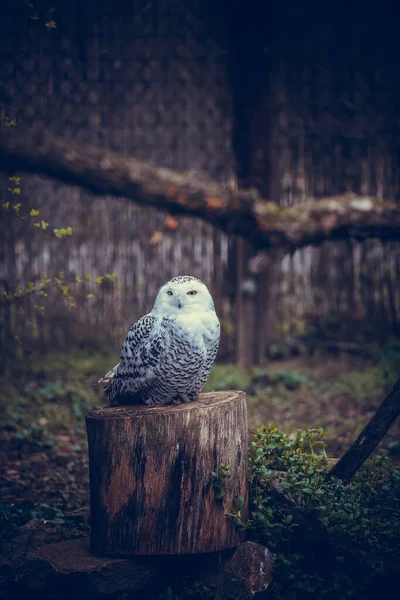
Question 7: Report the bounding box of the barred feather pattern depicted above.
[99,276,220,406]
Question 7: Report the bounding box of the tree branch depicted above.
[1,126,400,250]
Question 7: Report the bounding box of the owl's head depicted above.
[152,276,216,316]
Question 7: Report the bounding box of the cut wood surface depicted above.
[86,391,248,556]
[1,127,400,250]
[328,378,400,480]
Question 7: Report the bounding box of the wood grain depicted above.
[86,391,248,556]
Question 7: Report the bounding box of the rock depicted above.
[0,517,79,598]
[1,534,275,599]
[16,538,161,597]
[220,541,275,600]
[1,519,65,569]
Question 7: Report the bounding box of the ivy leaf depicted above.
[232,496,245,512]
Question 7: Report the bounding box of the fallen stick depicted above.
[327,378,400,480]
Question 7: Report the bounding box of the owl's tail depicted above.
[98,363,119,391]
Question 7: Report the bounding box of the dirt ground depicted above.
[1,347,399,547]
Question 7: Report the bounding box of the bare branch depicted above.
[327,378,400,480]
[1,126,400,250]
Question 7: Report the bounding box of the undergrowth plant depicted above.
[211,463,231,500]
[244,424,400,599]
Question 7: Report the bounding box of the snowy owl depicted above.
[99,276,220,406]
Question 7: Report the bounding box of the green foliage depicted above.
[1,174,118,355]
[2,271,118,308]
[208,343,400,458]
[0,501,66,541]
[205,364,252,391]
[381,337,400,372]
[211,463,231,500]
[0,352,105,549]
[206,364,311,393]
[331,367,387,401]
[22,351,116,379]
[252,369,312,391]
[269,341,295,360]
[0,498,87,551]
[2,351,400,598]
[331,338,400,401]
[245,424,400,599]
[0,352,110,432]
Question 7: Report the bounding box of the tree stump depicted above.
[86,391,248,556]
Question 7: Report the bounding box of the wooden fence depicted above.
[1,0,399,359]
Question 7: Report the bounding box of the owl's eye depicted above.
[167,290,173,296]
[187,290,197,296]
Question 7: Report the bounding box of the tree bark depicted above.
[255,255,279,362]
[237,240,258,368]
[85,391,248,556]
[1,127,400,251]
[327,378,400,480]
[236,244,279,367]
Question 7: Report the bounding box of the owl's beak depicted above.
[177,301,182,309]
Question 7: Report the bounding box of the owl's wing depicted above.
[205,318,220,368]
[98,363,119,388]
[207,335,220,365]
[101,313,164,404]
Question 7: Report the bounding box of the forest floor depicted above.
[1,343,399,548]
